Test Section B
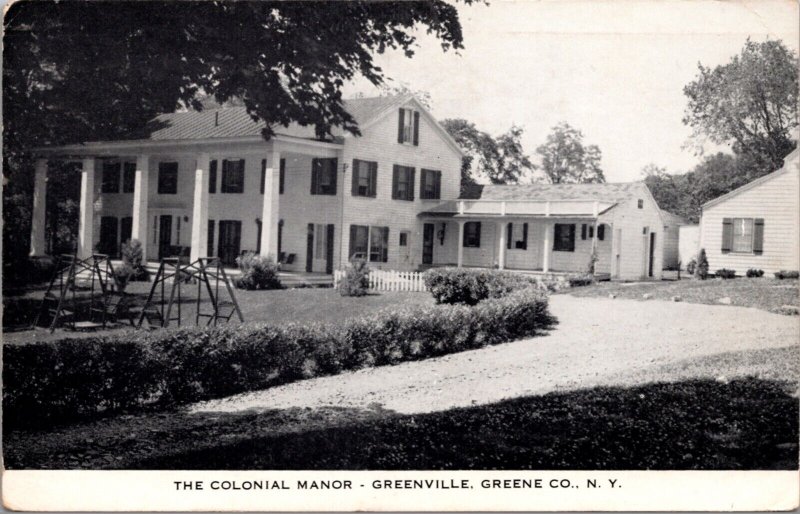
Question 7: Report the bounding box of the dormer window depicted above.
[397,107,419,146]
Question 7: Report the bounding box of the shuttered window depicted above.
[351,159,378,197]
[463,222,481,248]
[221,159,245,193]
[507,222,528,250]
[420,169,441,199]
[397,108,419,145]
[311,158,338,195]
[157,162,178,194]
[724,217,763,254]
[553,223,576,252]
[392,165,415,201]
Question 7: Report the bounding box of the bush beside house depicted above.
[234,252,282,290]
[338,259,370,297]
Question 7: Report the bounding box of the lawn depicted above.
[567,277,798,313]
[2,286,434,344]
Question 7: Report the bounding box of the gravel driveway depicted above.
[193,295,799,416]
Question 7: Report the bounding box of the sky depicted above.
[344,0,799,183]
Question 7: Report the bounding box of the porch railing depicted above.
[333,269,429,292]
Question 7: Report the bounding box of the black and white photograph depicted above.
[1,0,798,510]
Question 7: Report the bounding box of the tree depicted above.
[536,122,605,184]
[377,82,433,110]
[440,118,535,188]
[3,1,469,266]
[683,39,798,174]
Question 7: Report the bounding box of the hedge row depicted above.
[423,268,541,305]
[3,288,555,429]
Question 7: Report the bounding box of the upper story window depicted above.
[637,199,644,209]
[101,162,121,193]
[392,165,415,201]
[397,107,419,146]
[221,159,245,193]
[122,162,136,193]
[420,169,441,200]
[351,159,377,197]
[311,158,338,195]
[553,223,576,252]
[463,221,481,248]
[157,162,178,194]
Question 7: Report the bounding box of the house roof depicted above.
[660,209,688,226]
[147,96,403,142]
[702,147,800,209]
[460,181,650,203]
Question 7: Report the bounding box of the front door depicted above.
[158,215,172,259]
[99,216,119,257]
[422,223,434,265]
[648,232,656,277]
[218,220,242,266]
[306,223,334,273]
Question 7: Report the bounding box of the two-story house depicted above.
[31,94,665,280]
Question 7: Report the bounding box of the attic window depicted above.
[637,199,644,209]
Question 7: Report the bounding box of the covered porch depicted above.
[420,199,616,276]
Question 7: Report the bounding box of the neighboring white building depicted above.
[32,95,666,280]
[698,148,800,275]
[678,225,700,270]
[660,209,689,270]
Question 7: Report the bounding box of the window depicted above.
[507,222,528,250]
[101,162,121,193]
[351,159,377,197]
[311,158,338,195]
[392,165,415,201]
[397,107,419,145]
[221,159,245,193]
[637,199,644,209]
[369,226,389,263]
[463,222,481,248]
[553,223,576,252]
[399,232,408,247]
[209,160,217,193]
[349,224,389,263]
[732,218,754,253]
[722,217,764,255]
[420,169,441,200]
[157,162,178,194]
[122,162,136,193]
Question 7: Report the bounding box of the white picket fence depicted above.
[333,269,428,292]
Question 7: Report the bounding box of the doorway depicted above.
[422,223,434,265]
[306,223,335,273]
[99,216,119,257]
[218,220,242,266]
[158,215,172,259]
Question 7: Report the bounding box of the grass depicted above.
[3,287,433,344]
[5,378,797,470]
[567,277,798,313]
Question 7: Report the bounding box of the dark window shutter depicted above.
[435,171,441,199]
[349,225,358,261]
[521,223,528,250]
[311,159,319,194]
[721,218,733,253]
[408,168,415,201]
[753,218,764,255]
[260,159,266,194]
[279,158,285,194]
[209,160,217,193]
[392,165,400,199]
[598,224,605,241]
[581,224,587,240]
[569,224,576,251]
[476,222,481,247]
[507,223,512,249]
[370,162,378,197]
[397,109,405,143]
[306,224,314,272]
[207,220,215,257]
[382,227,389,262]
[351,159,360,196]
[413,111,420,146]
[329,158,338,193]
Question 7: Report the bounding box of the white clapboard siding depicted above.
[333,269,428,292]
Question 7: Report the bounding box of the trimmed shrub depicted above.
[715,268,736,279]
[567,273,594,288]
[121,239,150,281]
[234,252,282,290]
[694,249,709,280]
[746,268,764,278]
[113,263,134,292]
[686,258,697,275]
[774,270,800,279]
[339,258,370,297]
[3,289,555,429]
[423,268,538,305]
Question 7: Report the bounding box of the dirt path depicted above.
[192,295,799,416]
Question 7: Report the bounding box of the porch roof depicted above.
[419,199,617,219]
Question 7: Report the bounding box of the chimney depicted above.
[214,111,219,127]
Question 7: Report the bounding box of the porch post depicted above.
[497,221,506,270]
[78,158,96,259]
[542,221,551,273]
[457,220,465,267]
[29,159,48,256]
[190,153,210,262]
[260,150,281,259]
[131,154,150,261]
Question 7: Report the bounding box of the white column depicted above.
[457,220,465,268]
[78,158,96,259]
[260,150,281,259]
[542,221,551,272]
[131,154,150,261]
[29,159,48,256]
[190,153,210,262]
[497,221,507,270]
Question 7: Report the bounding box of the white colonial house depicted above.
[698,148,800,275]
[31,94,666,280]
